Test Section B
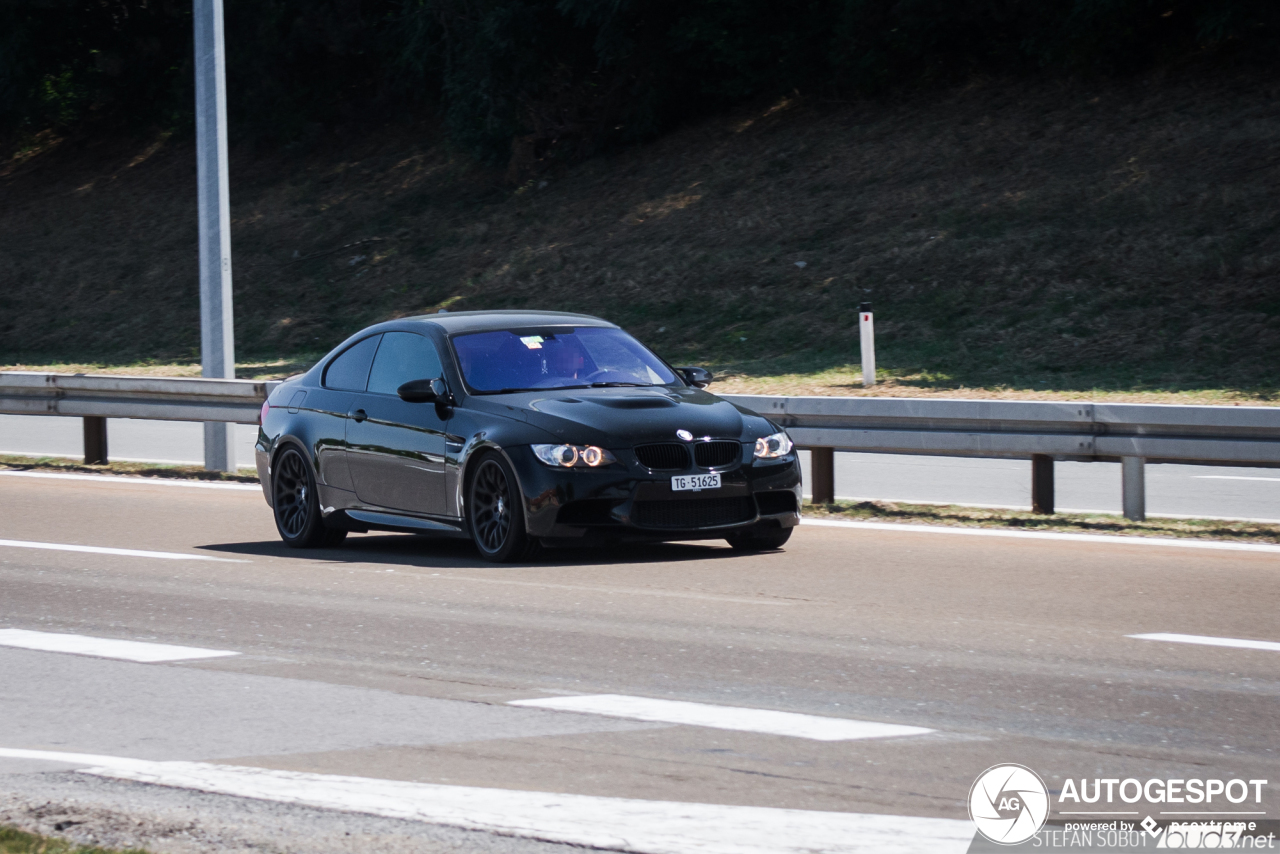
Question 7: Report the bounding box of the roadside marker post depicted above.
[859,303,875,388]
[194,0,236,472]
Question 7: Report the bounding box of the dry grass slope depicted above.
[2,72,1277,397]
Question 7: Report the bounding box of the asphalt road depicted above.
[3,414,1280,521]
[0,473,1276,853]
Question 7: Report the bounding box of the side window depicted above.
[367,331,444,396]
[323,335,381,391]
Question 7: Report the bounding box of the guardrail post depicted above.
[1031,454,1054,514]
[83,417,108,465]
[809,447,835,505]
[1122,456,1146,522]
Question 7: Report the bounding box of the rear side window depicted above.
[367,332,444,395]
[323,335,381,391]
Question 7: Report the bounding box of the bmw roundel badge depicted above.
[676,429,693,441]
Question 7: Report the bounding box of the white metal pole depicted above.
[194,0,236,471]
[859,302,875,388]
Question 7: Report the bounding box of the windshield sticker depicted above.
[520,336,544,349]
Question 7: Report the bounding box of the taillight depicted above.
[260,399,271,425]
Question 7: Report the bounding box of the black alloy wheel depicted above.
[725,525,792,552]
[272,446,347,548]
[467,453,540,562]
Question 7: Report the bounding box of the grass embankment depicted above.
[2,359,1278,405]
[2,453,1273,545]
[0,825,147,854]
[805,500,1280,545]
[0,358,314,383]
[2,72,1278,401]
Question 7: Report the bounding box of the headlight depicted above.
[532,444,617,468]
[753,431,793,459]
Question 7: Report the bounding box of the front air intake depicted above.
[632,497,756,529]
[755,491,797,515]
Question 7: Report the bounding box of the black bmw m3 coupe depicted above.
[256,310,802,561]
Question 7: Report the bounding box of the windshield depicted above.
[452,326,679,393]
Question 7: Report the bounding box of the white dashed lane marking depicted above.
[0,629,240,662]
[1127,632,1280,653]
[509,694,934,742]
[0,538,247,562]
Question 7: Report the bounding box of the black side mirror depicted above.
[397,377,450,403]
[677,366,713,388]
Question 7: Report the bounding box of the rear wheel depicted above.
[467,453,540,562]
[273,446,347,548]
[725,525,792,552]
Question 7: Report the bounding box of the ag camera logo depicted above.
[969,764,1050,845]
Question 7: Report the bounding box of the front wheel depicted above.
[467,453,540,562]
[272,446,348,548]
[725,525,792,552]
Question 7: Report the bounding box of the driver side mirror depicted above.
[677,366,713,388]
[397,377,451,403]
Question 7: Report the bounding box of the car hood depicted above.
[480,386,768,446]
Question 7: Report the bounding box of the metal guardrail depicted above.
[722,395,1280,465]
[0,372,278,423]
[0,372,279,467]
[2,372,1278,521]
[719,395,1280,521]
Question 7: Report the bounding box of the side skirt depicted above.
[341,508,469,538]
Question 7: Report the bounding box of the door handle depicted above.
[352,409,367,423]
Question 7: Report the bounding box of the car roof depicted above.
[405,310,616,335]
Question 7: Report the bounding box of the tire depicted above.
[725,525,792,552]
[272,446,348,548]
[467,452,541,562]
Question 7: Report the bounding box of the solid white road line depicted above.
[1194,476,1280,482]
[0,748,973,854]
[801,517,1280,554]
[1127,632,1280,653]
[0,538,247,562]
[0,470,260,490]
[509,695,933,742]
[0,629,239,662]
[0,452,222,466]
[811,497,1280,525]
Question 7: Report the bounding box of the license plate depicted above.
[671,473,721,492]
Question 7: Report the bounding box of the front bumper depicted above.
[507,444,803,542]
